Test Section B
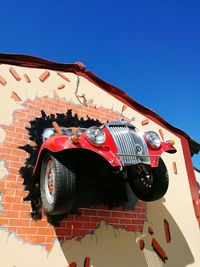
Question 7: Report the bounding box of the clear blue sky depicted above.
[0,0,199,167]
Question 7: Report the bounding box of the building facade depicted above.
[0,53,200,267]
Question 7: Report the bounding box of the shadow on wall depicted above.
[58,198,194,267]
[19,110,129,225]
[140,198,195,267]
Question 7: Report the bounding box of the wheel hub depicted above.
[45,160,55,204]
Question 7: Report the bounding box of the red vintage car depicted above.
[34,120,176,215]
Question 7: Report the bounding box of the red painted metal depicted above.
[34,123,176,175]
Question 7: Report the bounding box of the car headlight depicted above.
[86,126,106,146]
[145,131,161,148]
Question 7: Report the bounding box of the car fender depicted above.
[148,141,176,167]
[33,134,122,175]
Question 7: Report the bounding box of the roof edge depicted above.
[0,53,199,154]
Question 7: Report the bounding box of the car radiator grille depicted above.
[107,124,149,166]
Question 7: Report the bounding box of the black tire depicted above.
[129,159,169,202]
[40,153,76,215]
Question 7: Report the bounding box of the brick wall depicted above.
[0,95,146,251]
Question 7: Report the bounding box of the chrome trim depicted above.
[105,120,150,166]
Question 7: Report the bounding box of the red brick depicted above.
[0,218,9,225]
[6,181,22,189]
[45,236,56,243]
[111,211,124,218]
[19,211,31,219]
[82,222,98,230]
[119,218,132,224]
[12,204,31,211]
[72,229,90,238]
[39,71,50,82]
[29,220,48,227]
[84,257,90,267]
[125,225,138,231]
[104,217,119,224]
[45,244,53,251]
[1,188,15,196]
[2,203,12,210]
[9,67,21,81]
[0,147,12,154]
[23,74,31,83]
[172,161,178,174]
[38,227,55,235]
[7,226,17,232]
[55,228,72,236]
[0,74,7,85]
[24,235,46,244]
[124,212,137,219]
[9,219,30,226]
[74,215,90,222]
[0,213,19,218]
[57,84,65,90]
[67,262,77,267]
[97,210,111,217]
[15,189,26,197]
[81,209,97,216]
[57,72,71,82]
[132,219,145,225]
[11,92,22,102]
[142,119,149,126]
[3,196,21,203]
[17,227,37,235]
[66,222,83,229]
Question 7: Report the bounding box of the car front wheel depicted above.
[40,153,76,215]
[129,158,169,202]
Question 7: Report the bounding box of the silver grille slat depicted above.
[106,122,150,166]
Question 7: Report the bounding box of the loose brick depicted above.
[11,92,22,102]
[0,74,7,85]
[142,119,149,126]
[9,67,21,81]
[57,84,65,90]
[39,71,50,82]
[23,74,31,83]
[57,72,71,82]
[172,161,178,174]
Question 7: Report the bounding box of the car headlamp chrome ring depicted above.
[86,126,106,146]
[145,131,161,149]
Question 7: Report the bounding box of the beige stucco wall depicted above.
[0,63,200,266]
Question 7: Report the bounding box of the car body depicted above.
[34,120,176,215]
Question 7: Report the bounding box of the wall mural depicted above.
[19,110,128,225]
[19,109,176,226]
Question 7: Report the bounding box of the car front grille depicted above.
[106,122,150,166]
